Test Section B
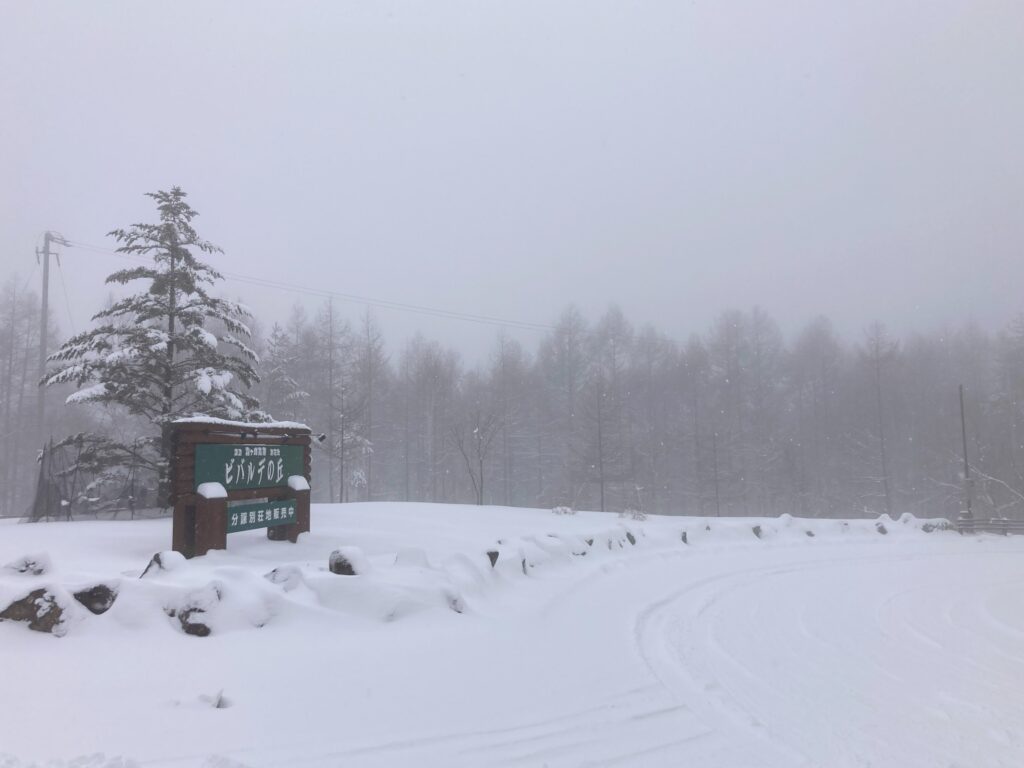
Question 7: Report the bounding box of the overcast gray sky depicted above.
[2,1,1022,358]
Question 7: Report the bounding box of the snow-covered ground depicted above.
[1,504,1021,768]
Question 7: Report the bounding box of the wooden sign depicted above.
[168,419,312,558]
[195,444,305,491]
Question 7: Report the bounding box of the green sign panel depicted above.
[194,444,305,491]
[227,499,297,533]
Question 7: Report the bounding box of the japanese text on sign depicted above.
[226,500,298,533]
[194,444,304,491]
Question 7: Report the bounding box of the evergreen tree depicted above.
[45,187,265,504]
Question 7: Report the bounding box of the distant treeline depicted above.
[3,275,1022,520]
[259,301,1023,520]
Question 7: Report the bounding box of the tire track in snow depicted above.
[146,543,1024,768]
[251,687,697,768]
[635,548,1024,768]
[634,550,966,767]
[634,561,821,767]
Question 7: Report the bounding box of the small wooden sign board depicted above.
[227,499,298,533]
[168,419,312,558]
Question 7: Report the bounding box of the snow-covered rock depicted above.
[328,546,370,576]
[0,586,75,635]
[72,583,118,615]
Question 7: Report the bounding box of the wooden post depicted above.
[291,486,310,543]
[171,423,194,556]
[172,502,195,556]
[194,495,227,556]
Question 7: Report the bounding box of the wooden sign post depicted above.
[168,418,312,558]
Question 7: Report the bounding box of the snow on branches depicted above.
[46,187,264,425]
[44,188,269,504]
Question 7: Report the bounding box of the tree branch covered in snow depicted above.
[43,188,268,505]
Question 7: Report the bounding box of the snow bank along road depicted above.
[1,504,1022,768]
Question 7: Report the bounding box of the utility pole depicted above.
[34,231,68,446]
[874,353,892,517]
[959,384,973,520]
[35,232,52,446]
[712,428,721,517]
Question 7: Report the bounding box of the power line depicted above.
[62,240,553,332]
[18,262,38,295]
[55,257,76,334]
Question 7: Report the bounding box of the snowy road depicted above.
[331,544,1023,768]
[2,506,1022,768]
[630,548,1024,768]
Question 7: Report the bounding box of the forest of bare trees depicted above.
[258,302,1024,521]
[4,268,1024,521]
[0,275,86,518]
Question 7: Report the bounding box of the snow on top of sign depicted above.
[288,475,311,492]
[196,482,228,500]
[173,416,311,431]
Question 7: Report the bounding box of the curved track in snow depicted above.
[254,543,1024,768]
[630,548,1024,768]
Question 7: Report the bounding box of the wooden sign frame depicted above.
[168,419,312,558]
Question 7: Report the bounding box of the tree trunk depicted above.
[691,387,703,516]
[874,356,893,516]
[159,230,178,507]
[1,292,17,514]
[597,378,606,513]
[326,301,336,503]
[712,427,721,517]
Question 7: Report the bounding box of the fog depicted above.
[6,6,1024,763]
[3,1,1022,357]
[4,1,1024,522]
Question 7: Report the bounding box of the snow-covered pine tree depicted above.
[45,187,265,505]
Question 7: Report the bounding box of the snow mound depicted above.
[0,507,958,641]
[394,548,431,568]
[3,553,53,576]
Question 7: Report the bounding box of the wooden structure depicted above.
[957,514,1024,536]
[168,419,312,558]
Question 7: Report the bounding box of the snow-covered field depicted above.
[1,504,1022,768]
